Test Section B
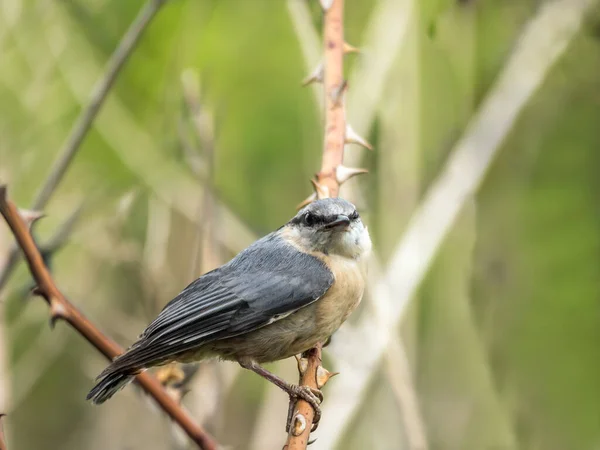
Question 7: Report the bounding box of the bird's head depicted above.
[284,198,371,259]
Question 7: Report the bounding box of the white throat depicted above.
[283,221,372,260]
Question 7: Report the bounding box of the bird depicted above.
[87,197,371,424]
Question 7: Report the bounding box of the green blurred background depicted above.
[1,0,600,449]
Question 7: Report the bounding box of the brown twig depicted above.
[315,0,345,200]
[0,186,218,450]
[0,414,7,450]
[286,0,368,448]
[0,0,167,292]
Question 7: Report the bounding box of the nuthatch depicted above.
[87,198,371,422]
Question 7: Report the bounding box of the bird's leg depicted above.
[238,359,323,431]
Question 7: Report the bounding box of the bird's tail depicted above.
[86,369,137,405]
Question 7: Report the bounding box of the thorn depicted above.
[49,299,68,329]
[295,355,309,376]
[320,0,334,10]
[297,193,316,210]
[292,413,307,436]
[18,209,45,229]
[343,42,360,54]
[330,80,348,107]
[310,179,329,199]
[30,286,44,297]
[316,365,339,388]
[308,437,318,445]
[302,63,323,86]
[336,165,368,184]
[345,124,373,150]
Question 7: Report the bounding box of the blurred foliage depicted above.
[1,0,600,449]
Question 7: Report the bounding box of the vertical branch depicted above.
[180,70,219,278]
[285,345,327,449]
[287,0,369,448]
[315,0,345,199]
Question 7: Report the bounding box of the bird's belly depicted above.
[207,303,322,363]
[209,257,365,364]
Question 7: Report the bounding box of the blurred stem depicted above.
[385,338,428,450]
[143,196,172,319]
[180,71,219,280]
[418,204,517,449]
[376,11,425,448]
[0,0,167,292]
[32,0,167,211]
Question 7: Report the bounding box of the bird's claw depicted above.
[285,384,323,433]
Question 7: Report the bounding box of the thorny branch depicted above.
[286,0,369,448]
[0,0,167,292]
[315,0,346,200]
[154,71,219,409]
[0,186,218,450]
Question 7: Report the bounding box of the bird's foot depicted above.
[285,384,323,433]
[236,359,323,432]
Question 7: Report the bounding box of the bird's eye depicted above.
[304,212,317,226]
[349,210,359,220]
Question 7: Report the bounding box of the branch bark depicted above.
[315,0,345,199]
[0,186,218,450]
[285,0,349,448]
[0,0,167,292]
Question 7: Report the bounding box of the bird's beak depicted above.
[324,214,351,230]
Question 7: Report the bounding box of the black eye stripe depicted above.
[304,212,318,226]
[292,208,359,227]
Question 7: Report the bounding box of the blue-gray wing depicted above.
[104,233,333,372]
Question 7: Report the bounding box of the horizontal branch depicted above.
[0,185,218,450]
